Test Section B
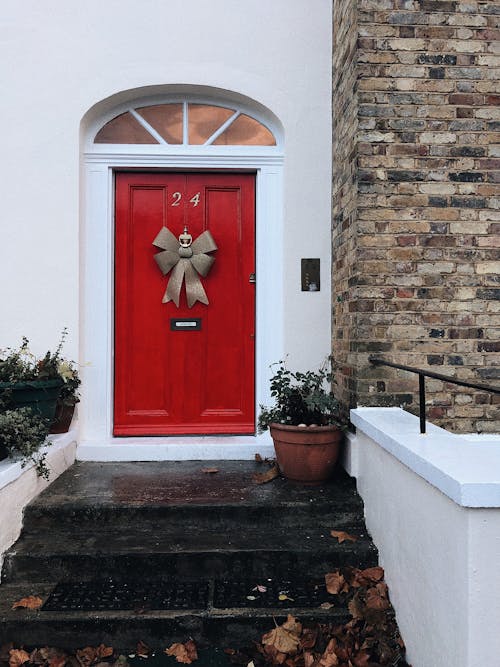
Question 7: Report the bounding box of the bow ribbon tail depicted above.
[163,259,187,306]
[184,261,209,308]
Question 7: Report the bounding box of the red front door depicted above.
[114,172,255,435]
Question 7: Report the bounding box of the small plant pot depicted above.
[0,379,63,422]
[270,423,343,484]
[49,402,76,434]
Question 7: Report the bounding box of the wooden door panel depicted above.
[114,172,255,435]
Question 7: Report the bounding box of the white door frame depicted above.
[79,150,284,461]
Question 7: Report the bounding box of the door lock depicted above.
[249,273,256,284]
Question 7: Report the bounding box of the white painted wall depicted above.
[1,0,332,373]
[0,432,77,579]
[347,408,500,667]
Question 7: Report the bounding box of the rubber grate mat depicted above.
[213,580,339,608]
[42,579,210,611]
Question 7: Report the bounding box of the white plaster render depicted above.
[0,431,77,577]
[347,408,500,667]
[1,0,332,370]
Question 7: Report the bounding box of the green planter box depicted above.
[0,379,63,422]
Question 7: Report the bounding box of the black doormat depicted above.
[42,579,210,612]
[213,580,336,609]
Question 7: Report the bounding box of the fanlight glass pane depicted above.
[188,104,235,145]
[212,114,276,146]
[136,104,183,144]
[94,112,158,144]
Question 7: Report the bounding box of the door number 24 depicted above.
[171,192,200,207]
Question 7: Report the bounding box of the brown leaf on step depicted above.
[351,651,371,667]
[30,647,68,667]
[201,468,219,474]
[330,530,358,544]
[348,593,365,620]
[365,586,390,612]
[353,566,384,587]
[262,615,302,655]
[318,639,339,667]
[136,641,151,658]
[325,571,349,595]
[303,652,315,667]
[12,595,43,610]
[299,628,318,651]
[319,602,333,610]
[165,640,198,664]
[253,464,279,485]
[255,453,263,463]
[223,649,236,656]
[49,655,69,667]
[9,651,30,667]
[96,646,113,661]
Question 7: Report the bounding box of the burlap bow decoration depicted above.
[153,226,218,308]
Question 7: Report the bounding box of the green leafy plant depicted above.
[0,328,80,404]
[258,357,344,433]
[0,404,50,479]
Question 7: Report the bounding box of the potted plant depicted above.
[49,357,81,433]
[258,357,345,483]
[0,397,51,478]
[0,328,77,425]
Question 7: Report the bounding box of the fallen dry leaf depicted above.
[12,596,43,610]
[253,465,279,485]
[262,615,302,655]
[330,530,358,544]
[201,468,219,474]
[165,641,198,664]
[325,571,349,595]
[136,641,150,658]
[319,602,334,610]
[353,566,384,587]
[9,650,30,667]
[255,453,263,463]
[318,639,339,667]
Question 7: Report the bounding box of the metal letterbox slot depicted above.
[170,318,202,331]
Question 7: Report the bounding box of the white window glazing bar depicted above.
[204,111,240,146]
[129,108,168,145]
[183,102,189,145]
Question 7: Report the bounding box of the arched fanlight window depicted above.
[94,102,276,146]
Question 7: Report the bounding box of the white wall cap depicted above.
[0,430,77,492]
[350,407,500,508]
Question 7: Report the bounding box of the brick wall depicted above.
[333,0,500,432]
[332,0,359,418]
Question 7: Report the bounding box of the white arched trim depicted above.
[79,90,284,461]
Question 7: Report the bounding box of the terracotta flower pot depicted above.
[49,402,76,434]
[270,422,343,484]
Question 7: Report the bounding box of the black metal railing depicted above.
[369,356,500,434]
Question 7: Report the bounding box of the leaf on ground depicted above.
[351,651,371,667]
[262,615,302,656]
[325,571,349,595]
[319,602,334,610]
[12,596,43,610]
[9,651,30,667]
[201,468,219,474]
[353,566,384,587]
[330,530,358,544]
[96,646,113,661]
[299,628,318,651]
[318,639,339,667]
[255,453,263,463]
[253,465,279,485]
[136,642,150,658]
[165,641,198,664]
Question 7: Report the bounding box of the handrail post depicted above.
[419,373,426,434]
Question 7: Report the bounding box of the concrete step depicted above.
[1,460,378,650]
[2,526,377,583]
[0,580,351,650]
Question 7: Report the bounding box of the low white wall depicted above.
[347,408,500,667]
[0,431,77,578]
